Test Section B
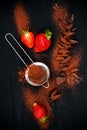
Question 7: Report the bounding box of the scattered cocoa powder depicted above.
[13,2,30,34]
[52,4,74,32]
[22,87,52,130]
[18,66,62,129]
[18,67,26,83]
[16,2,83,130]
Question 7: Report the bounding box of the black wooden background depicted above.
[0,0,87,130]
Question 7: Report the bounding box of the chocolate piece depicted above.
[56,77,65,86]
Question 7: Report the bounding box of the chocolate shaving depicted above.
[51,3,82,88]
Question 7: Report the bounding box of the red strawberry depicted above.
[21,30,35,48]
[33,103,48,123]
[34,29,52,52]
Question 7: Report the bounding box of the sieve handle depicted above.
[42,81,49,88]
[5,33,34,67]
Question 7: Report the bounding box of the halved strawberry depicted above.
[21,30,35,48]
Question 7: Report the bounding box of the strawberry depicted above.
[21,30,35,48]
[33,103,48,123]
[34,29,52,52]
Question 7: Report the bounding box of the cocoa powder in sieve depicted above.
[28,64,46,84]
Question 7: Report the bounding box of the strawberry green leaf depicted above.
[40,116,48,123]
[21,30,29,34]
[45,29,52,40]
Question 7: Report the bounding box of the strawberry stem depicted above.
[40,116,48,123]
[45,29,52,40]
[21,30,29,34]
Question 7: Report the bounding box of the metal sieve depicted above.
[5,33,50,88]
[25,62,50,88]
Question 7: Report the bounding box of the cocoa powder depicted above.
[15,2,83,130]
[13,2,30,34]
[28,65,46,84]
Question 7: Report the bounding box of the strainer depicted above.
[5,33,50,88]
